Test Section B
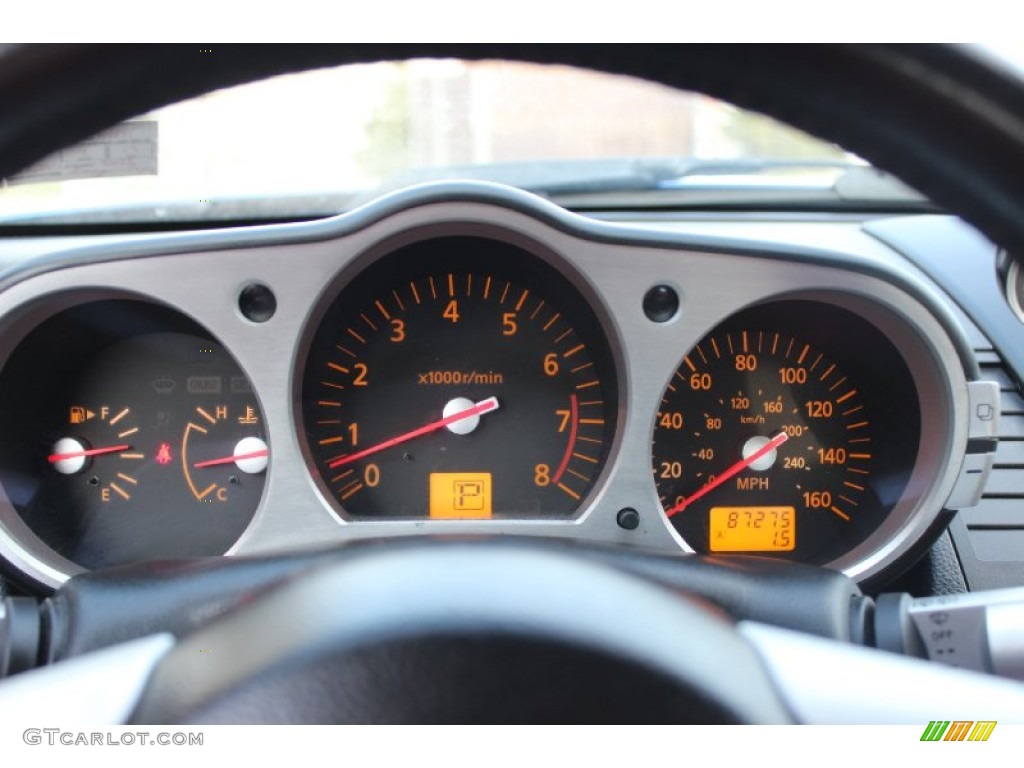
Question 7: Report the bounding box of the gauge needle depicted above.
[328,396,500,470]
[667,431,789,517]
[193,449,269,469]
[47,444,131,463]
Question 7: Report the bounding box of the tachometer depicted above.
[299,233,618,519]
[652,300,920,565]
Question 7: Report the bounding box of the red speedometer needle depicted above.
[667,431,789,518]
[328,396,500,470]
[193,449,269,469]
[47,444,131,463]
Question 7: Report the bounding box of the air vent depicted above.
[951,345,1024,589]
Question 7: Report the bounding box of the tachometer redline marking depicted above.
[552,393,579,484]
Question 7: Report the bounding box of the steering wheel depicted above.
[2,44,1024,724]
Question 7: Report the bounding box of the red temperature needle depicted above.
[47,444,131,463]
[667,431,789,518]
[193,449,269,469]
[328,396,500,470]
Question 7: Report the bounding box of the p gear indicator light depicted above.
[429,472,492,518]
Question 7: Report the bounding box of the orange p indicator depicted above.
[429,472,492,519]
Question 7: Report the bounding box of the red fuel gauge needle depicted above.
[193,449,269,469]
[667,431,789,518]
[47,444,131,463]
[328,396,500,470]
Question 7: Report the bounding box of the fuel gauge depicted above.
[0,300,266,572]
[48,405,146,503]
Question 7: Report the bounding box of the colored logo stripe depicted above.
[968,721,997,741]
[921,721,949,741]
[920,720,996,742]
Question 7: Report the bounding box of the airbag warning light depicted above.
[429,472,492,519]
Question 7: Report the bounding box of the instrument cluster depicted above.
[0,183,982,589]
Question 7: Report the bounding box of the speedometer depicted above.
[299,232,619,519]
[652,300,921,565]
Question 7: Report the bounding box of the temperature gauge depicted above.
[182,404,268,505]
[0,300,268,571]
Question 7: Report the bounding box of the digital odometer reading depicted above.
[708,506,795,552]
[300,235,617,519]
[652,301,920,566]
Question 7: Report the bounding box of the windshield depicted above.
[0,59,899,225]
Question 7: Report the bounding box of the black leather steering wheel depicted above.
[3,44,1024,724]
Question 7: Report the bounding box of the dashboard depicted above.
[0,182,1001,592]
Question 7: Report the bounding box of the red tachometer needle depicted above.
[667,431,789,517]
[328,396,500,470]
[47,444,131,463]
[193,449,270,469]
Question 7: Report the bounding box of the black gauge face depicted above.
[0,301,266,570]
[652,301,920,565]
[301,235,618,519]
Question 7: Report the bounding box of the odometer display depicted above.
[300,235,617,519]
[708,506,795,552]
[653,301,920,565]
